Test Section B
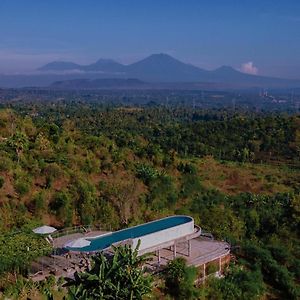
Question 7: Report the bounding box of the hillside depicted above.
[0,103,299,299]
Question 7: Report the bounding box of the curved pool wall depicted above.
[66,215,194,252]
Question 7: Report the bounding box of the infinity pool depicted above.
[65,215,194,252]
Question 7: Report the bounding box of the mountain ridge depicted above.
[0,53,299,88]
[37,53,299,84]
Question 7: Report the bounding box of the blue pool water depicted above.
[66,216,192,252]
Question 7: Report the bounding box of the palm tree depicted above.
[65,241,152,300]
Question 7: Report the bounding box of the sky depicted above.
[0,0,300,78]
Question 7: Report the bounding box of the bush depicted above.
[66,243,152,299]
[49,191,73,226]
[177,162,197,175]
[46,274,56,287]
[164,257,199,300]
[32,192,45,214]
[207,266,265,300]
[43,163,63,178]
[14,180,30,196]
[180,174,203,198]
[0,231,52,275]
[148,174,178,209]
[206,262,219,275]
[0,176,4,189]
[242,244,298,299]
[0,156,12,171]
[136,163,159,185]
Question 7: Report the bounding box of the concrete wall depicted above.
[132,217,194,251]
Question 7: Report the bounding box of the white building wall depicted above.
[132,219,194,251]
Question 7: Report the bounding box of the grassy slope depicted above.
[196,156,299,195]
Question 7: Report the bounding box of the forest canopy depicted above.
[0,100,299,299]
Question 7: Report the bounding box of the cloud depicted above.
[240,61,258,75]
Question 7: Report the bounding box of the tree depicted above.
[204,265,265,300]
[0,231,52,276]
[164,257,199,300]
[101,177,142,225]
[49,191,73,226]
[135,163,159,185]
[65,241,152,300]
[7,131,29,163]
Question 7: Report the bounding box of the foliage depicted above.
[1,275,60,300]
[242,243,299,299]
[0,231,52,275]
[163,257,199,300]
[204,265,265,300]
[14,179,30,196]
[0,176,4,188]
[135,163,159,185]
[7,131,29,163]
[0,104,299,298]
[50,191,73,226]
[65,241,152,299]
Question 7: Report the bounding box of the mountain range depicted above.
[1,53,300,89]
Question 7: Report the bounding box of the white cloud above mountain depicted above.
[241,61,258,75]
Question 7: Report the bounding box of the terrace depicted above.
[29,216,230,282]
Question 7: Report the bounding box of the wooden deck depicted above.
[147,237,229,269]
[29,230,230,282]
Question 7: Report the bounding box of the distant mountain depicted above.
[81,59,125,73]
[36,53,212,82]
[0,53,299,88]
[212,66,242,78]
[38,61,81,71]
[38,59,125,73]
[50,78,146,89]
[126,53,208,81]
[36,54,300,87]
[209,65,298,87]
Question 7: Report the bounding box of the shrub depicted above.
[164,257,199,300]
[32,192,45,214]
[206,262,219,275]
[46,274,56,287]
[65,243,152,299]
[177,162,197,175]
[49,191,73,226]
[43,163,63,178]
[136,163,159,185]
[0,156,12,171]
[0,176,4,189]
[14,180,30,196]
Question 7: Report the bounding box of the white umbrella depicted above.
[65,238,91,248]
[32,225,57,234]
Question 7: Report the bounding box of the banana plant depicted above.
[65,240,152,300]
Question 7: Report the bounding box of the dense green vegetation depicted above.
[163,257,199,299]
[0,102,299,299]
[0,231,52,276]
[65,242,152,300]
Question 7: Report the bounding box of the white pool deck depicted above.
[53,230,107,249]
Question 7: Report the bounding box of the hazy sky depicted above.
[0,0,300,78]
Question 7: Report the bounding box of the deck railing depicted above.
[51,224,106,238]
